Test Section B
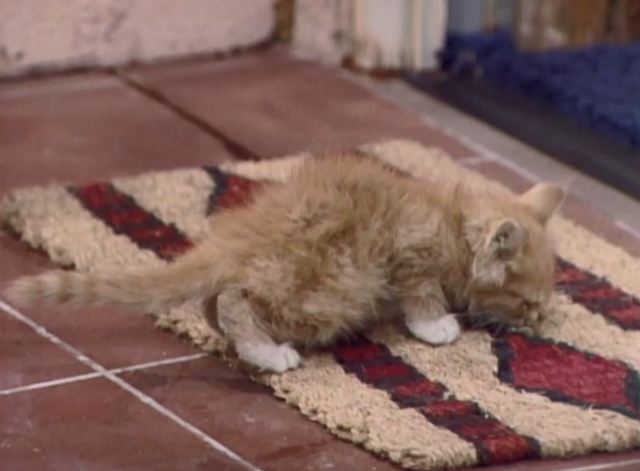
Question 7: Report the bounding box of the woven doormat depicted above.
[2,140,639,470]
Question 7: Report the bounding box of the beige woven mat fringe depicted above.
[2,140,639,470]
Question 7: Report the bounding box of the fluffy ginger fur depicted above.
[5,152,565,373]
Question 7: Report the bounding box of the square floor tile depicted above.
[0,72,236,195]
[127,50,474,160]
[0,71,238,369]
[0,224,201,370]
[0,377,249,470]
[0,310,90,391]
[122,357,400,471]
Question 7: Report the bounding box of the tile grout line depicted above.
[0,353,208,396]
[0,299,264,471]
[111,69,262,161]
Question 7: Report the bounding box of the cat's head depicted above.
[464,182,565,331]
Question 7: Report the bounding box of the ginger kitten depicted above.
[5,152,565,373]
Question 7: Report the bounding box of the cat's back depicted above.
[286,152,412,216]
[212,152,427,256]
[209,152,445,313]
[235,152,414,254]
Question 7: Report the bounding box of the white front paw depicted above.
[238,342,302,373]
[406,314,461,345]
[268,343,302,373]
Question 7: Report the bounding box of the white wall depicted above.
[0,0,277,77]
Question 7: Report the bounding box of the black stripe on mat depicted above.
[201,166,262,215]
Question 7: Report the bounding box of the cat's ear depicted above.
[472,219,526,286]
[519,183,565,225]
[487,218,527,260]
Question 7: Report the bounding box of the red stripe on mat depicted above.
[556,259,640,330]
[492,333,640,421]
[332,336,541,465]
[69,183,193,261]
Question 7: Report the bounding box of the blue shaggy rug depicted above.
[439,29,640,150]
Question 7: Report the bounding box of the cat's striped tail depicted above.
[3,247,232,314]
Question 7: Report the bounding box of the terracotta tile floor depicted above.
[1,48,639,471]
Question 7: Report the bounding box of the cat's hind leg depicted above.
[402,282,461,345]
[216,289,301,373]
